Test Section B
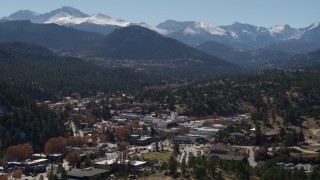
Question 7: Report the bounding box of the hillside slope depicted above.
[0,20,104,52]
[0,79,66,150]
[0,42,153,100]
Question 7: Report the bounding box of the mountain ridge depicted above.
[3,7,320,50]
[264,49,320,69]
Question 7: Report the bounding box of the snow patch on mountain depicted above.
[183,27,198,35]
[230,31,238,38]
[268,24,289,35]
[131,22,168,34]
[307,22,320,31]
[45,12,130,27]
[193,21,227,35]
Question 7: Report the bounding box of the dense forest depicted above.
[164,154,320,180]
[138,65,320,117]
[0,42,160,101]
[0,79,66,154]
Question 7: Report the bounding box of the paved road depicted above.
[71,121,83,137]
[236,146,257,167]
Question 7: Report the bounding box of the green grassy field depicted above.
[143,151,172,161]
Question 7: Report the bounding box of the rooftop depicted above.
[193,127,219,132]
[67,167,109,178]
[94,159,147,166]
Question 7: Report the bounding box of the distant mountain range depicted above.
[0,22,244,82]
[2,7,320,70]
[3,6,320,51]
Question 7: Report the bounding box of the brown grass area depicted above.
[291,152,319,159]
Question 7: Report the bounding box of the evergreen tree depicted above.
[150,126,155,137]
[188,152,196,169]
[255,123,262,145]
[308,165,320,180]
[173,142,180,156]
[181,157,187,174]
[279,127,286,140]
[208,158,216,177]
[299,129,305,142]
[194,165,206,179]
[155,141,159,152]
[167,154,177,175]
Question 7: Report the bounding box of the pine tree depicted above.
[280,127,286,140]
[255,123,261,145]
[181,157,187,174]
[299,129,305,142]
[173,142,180,156]
[188,152,196,169]
[155,141,159,152]
[168,154,177,175]
[150,126,155,137]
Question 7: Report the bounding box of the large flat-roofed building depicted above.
[190,127,219,137]
[67,167,110,180]
[94,159,148,170]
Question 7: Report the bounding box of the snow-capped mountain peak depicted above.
[268,24,291,34]
[85,14,130,27]
[55,6,88,18]
[45,12,74,25]
[194,21,227,35]
[45,11,130,27]
[186,21,227,36]
[307,22,320,31]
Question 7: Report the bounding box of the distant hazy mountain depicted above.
[0,20,104,52]
[2,6,320,65]
[3,7,320,51]
[2,6,130,35]
[158,21,224,46]
[0,20,244,77]
[159,21,312,49]
[196,41,291,68]
[96,25,245,77]
[196,41,237,59]
[98,25,216,60]
[264,22,320,54]
[265,49,320,68]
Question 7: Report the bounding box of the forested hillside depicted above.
[0,42,156,100]
[265,49,320,68]
[0,79,66,154]
[139,65,320,117]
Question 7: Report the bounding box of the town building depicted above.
[67,167,110,180]
[190,127,219,137]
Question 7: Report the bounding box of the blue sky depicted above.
[0,0,319,28]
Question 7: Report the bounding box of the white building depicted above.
[190,127,219,136]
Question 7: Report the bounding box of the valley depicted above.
[0,5,319,180]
